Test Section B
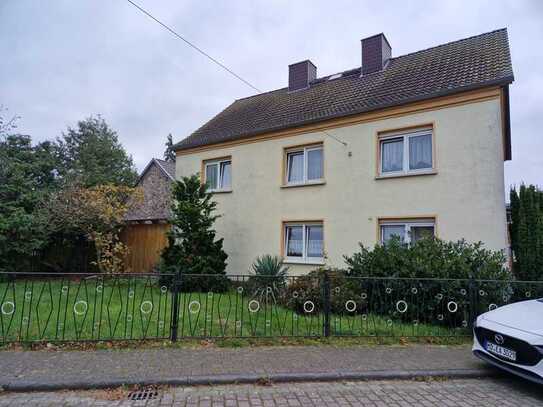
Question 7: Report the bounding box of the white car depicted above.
[473,298,543,384]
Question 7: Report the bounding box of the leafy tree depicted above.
[0,106,19,137]
[0,133,57,272]
[56,116,138,187]
[510,185,543,280]
[43,184,142,273]
[160,174,228,291]
[164,133,176,162]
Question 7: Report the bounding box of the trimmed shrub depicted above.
[279,267,358,314]
[344,237,509,280]
[342,237,513,326]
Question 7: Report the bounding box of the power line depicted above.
[321,130,347,146]
[125,0,261,93]
[124,0,347,147]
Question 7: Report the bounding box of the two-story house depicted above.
[173,29,514,275]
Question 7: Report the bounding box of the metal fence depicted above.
[1,272,542,343]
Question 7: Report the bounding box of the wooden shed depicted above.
[121,158,175,272]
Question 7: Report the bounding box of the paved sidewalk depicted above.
[2,377,542,407]
[0,344,497,391]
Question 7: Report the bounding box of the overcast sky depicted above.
[1,0,542,191]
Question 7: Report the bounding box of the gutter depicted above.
[502,85,512,161]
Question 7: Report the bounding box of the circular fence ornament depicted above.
[140,301,153,314]
[161,286,168,294]
[73,300,88,316]
[292,291,299,299]
[460,289,467,296]
[335,287,341,294]
[437,314,444,321]
[61,286,68,295]
[488,303,498,311]
[479,290,486,296]
[345,300,357,313]
[462,320,468,328]
[237,286,244,294]
[411,287,418,295]
[208,292,213,298]
[526,291,532,298]
[248,300,260,313]
[24,291,32,302]
[361,293,367,300]
[1,301,15,316]
[447,301,458,313]
[396,300,408,314]
[385,287,392,294]
[127,314,133,323]
[96,285,103,294]
[413,319,419,326]
[386,319,393,326]
[128,290,134,299]
[303,301,315,314]
[22,316,28,325]
[188,300,201,314]
[266,286,273,294]
[361,314,367,320]
[435,293,443,301]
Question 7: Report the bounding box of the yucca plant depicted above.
[246,255,289,294]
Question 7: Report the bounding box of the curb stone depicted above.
[0,367,498,392]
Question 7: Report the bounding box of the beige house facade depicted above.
[174,30,514,275]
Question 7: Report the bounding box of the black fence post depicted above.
[322,271,331,337]
[170,273,181,342]
[468,276,478,330]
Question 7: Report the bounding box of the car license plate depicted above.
[486,341,517,361]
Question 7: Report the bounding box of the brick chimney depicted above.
[288,60,317,92]
[361,33,391,75]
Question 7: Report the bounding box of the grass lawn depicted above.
[0,277,469,343]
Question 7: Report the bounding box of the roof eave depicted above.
[135,158,175,185]
[174,76,514,152]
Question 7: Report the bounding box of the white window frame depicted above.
[380,220,435,246]
[204,158,232,192]
[379,128,433,176]
[284,222,324,264]
[285,145,324,185]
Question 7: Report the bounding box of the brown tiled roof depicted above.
[175,28,513,151]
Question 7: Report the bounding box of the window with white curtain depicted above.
[286,145,324,184]
[379,129,433,175]
[284,222,324,263]
[205,158,232,191]
[380,219,435,245]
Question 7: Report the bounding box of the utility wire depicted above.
[321,130,347,146]
[125,0,261,93]
[124,0,347,146]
